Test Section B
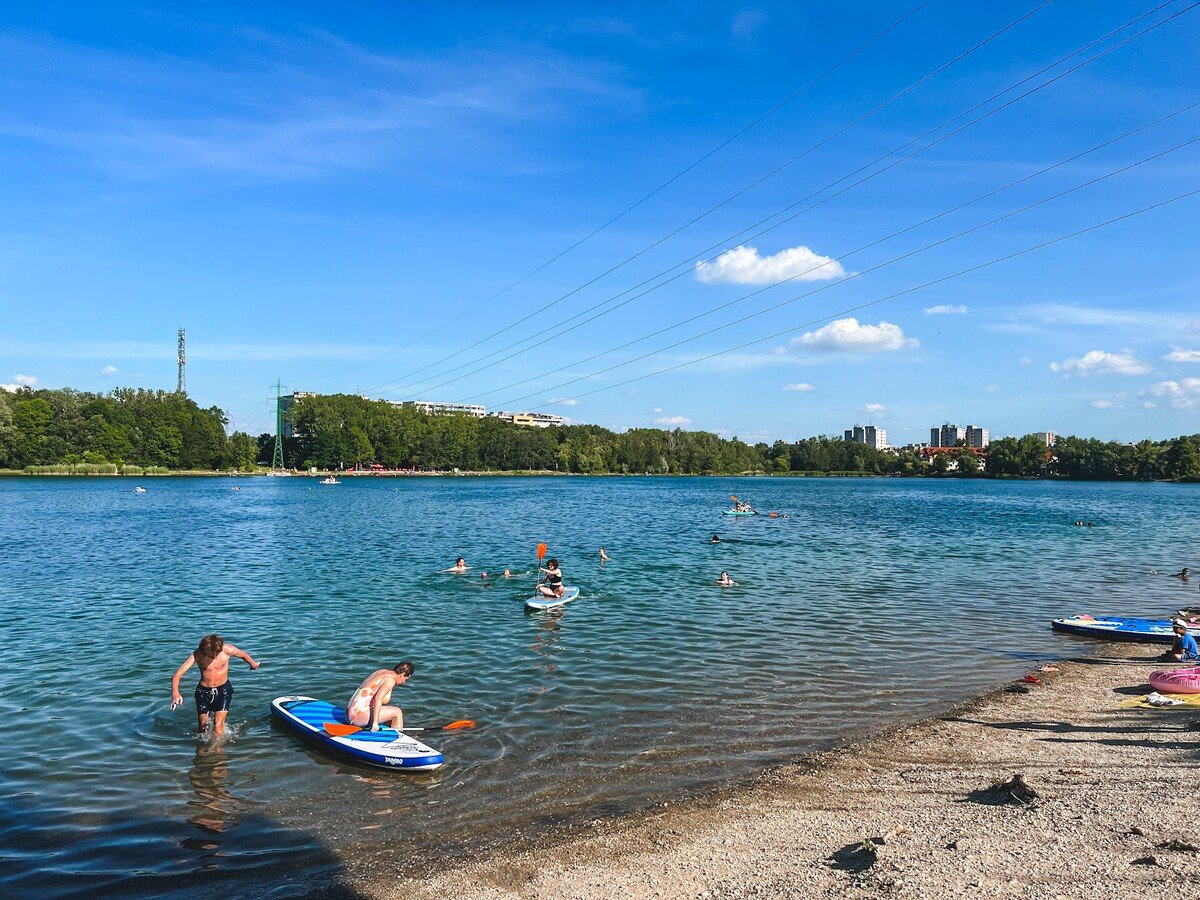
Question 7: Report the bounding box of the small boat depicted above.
[319,476,340,485]
[525,585,581,612]
[1050,615,1200,644]
[271,696,443,771]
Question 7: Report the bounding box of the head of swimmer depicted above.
[392,660,415,684]
[196,633,223,658]
[456,557,465,567]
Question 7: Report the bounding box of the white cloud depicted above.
[923,304,967,315]
[652,407,663,413]
[654,415,692,427]
[1,384,22,392]
[793,318,917,354]
[1049,349,1149,376]
[13,374,37,386]
[985,385,1001,393]
[1149,378,1200,409]
[863,403,887,416]
[782,383,814,392]
[546,397,578,406]
[99,365,118,377]
[1165,347,1200,363]
[1090,400,1115,409]
[694,244,845,286]
[1142,401,1157,410]
[1018,357,1033,365]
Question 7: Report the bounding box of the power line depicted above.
[361,0,1055,396]
[515,186,1200,410]
[378,0,1192,401]
[490,137,1200,409]
[466,100,1200,404]
[303,0,936,386]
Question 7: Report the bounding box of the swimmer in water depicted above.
[710,534,721,544]
[447,557,468,573]
[1171,567,1191,581]
[715,571,736,587]
[599,547,611,562]
[502,568,512,578]
[170,634,260,736]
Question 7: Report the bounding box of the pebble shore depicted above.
[342,645,1199,899]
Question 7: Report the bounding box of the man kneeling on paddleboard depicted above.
[347,662,414,732]
[170,634,260,736]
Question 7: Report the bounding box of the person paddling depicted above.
[346,662,414,732]
[535,558,566,599]
[170,634,260,736]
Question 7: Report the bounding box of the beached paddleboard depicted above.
[1050,615,1200,645]
[722,510,756,516]
[271,696,444,771]
[525,585,580,611]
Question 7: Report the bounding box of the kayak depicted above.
[1050,615,1199,645]
[1149,666,1200,694]
[271,696,444,771]
[722,510,757,516]
[525,585,581,611]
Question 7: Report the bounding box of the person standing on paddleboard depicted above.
[170,634,260,736]
[347,662,414,732]
[535,558,565,599]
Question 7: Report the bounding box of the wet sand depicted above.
[346,645,1199,899]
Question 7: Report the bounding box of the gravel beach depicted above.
[347,645,1199,899]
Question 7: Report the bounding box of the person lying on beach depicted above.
[535,558,565,598]
[599,547,611,562]
[171,634,260,736]
[346,662,414,732]
[715,571,736,587]
[1163,620,1200,662]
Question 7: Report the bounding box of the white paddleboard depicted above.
[271,696,444,771]
[525,585,580,611]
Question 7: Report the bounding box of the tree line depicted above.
[2,387,1198,480]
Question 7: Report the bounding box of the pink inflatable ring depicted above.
[1149,666,1200,695]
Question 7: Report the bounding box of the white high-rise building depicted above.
[844,424,887,450]
[399,400,487,418]
[932,424,966,447]
[966,425,990,449]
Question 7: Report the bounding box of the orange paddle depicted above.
[323,719,476,737]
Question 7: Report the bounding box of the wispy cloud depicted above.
[863,403,887,416]
[99,365,118,377]
[782,382,814,392]
[546,396,578,406]
[12,374,38,386]
[1149,378,1200,409]
[791,318,917,354]
[654,415,691,427]
[695,244,844,286]
[1049,349,1149,376]
[1090,399,1115,409]
[1165,347,1200,363]
[923,304,967,315]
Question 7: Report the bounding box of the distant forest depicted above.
[2,387,1199,480]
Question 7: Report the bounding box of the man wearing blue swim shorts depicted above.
[170,634,260,735]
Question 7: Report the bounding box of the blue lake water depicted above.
[1,475,1197,897]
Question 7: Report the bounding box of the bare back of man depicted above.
[346,664,413,731]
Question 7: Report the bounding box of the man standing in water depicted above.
[347,662,414,731]
[171,634,260,736]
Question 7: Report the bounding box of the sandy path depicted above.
[352,647,1198,899]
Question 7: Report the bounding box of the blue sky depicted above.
[1,1,1198,444]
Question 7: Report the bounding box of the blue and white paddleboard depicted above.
[722,509,756,516]
[525,585,580,612]
[271,696,444,771]
[1050,615,1199,645]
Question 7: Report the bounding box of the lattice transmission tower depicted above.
[176,328,186,394]
[272,379,286,471]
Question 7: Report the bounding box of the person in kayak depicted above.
[1162,620,1200,662]
[170,634,260,736]
[346,662,414,731]
[715,571,736,587]
[535,558,565,598]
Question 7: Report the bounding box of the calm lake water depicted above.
[1,475,1197,897]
